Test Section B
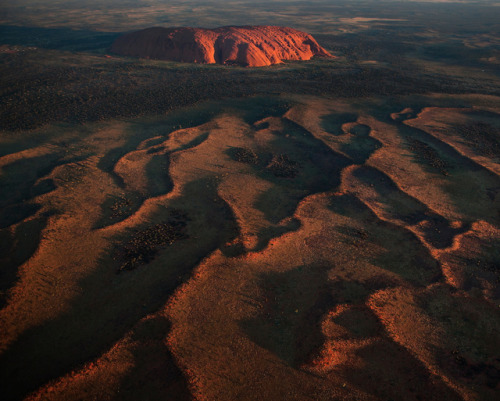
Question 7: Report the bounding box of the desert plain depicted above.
[0,1,499,400]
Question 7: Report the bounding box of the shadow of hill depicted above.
[0,178,240,400]
[0,25,120,53]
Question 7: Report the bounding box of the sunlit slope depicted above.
[0,94,499,401]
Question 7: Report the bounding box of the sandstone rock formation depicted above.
[110,26,333,67]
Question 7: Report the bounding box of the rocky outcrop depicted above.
[110,26,332,67]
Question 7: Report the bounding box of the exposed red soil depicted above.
[1,95,499,401]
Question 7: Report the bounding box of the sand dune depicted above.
[0,95,499,400]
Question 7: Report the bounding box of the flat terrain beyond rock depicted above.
[110,26,333,66]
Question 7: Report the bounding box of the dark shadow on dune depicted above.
[240,264,334,367]
[406,137,451,176]
[311,283,463,400]
[254,117,351,223]
[328,194,442,285]
[0,153,82,228]
[241,263,462,400]
[95,97,293,232]
[415,286,500,397]
[0,150,84,187]
[395,120,500,225]
[328,276,397,306]
[0,202,42,229]
[236,97,293,126]
[441,236,500,300]
[115,316,192,401]
[96,152,173,229]
[352,165,471,249]
[0,213,52,308]
[95,115,214,229]
[341,132,382,165]
[252,218,302,252]
[0,177,239,401]
[339,335,463,401]
[96,106,217,190]
[145,154,173,197]
[320,112,358,136]
[322,117,383,164]
[177,132,210,152]
[345,123,371,136]
[95,135,212,229]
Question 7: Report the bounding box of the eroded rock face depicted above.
[110,26,333,67]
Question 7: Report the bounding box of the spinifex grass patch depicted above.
[227,146,259,165]
[407,138,450,176]
[114,209,189,272]
[266,153,299,178]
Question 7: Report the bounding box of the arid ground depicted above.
[1,1,499,400]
